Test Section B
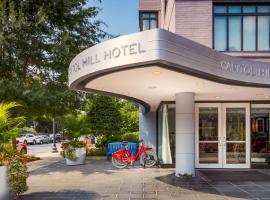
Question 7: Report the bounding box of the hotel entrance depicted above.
[195,103,250,168]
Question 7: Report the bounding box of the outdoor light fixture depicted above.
[215,96,221,99]
[152,71,161,75]
[196,81,205,86]
[228,86,237,90]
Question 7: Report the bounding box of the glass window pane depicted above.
[199,108,219,141]
[258,6,270,13]
[229,16,241,51]
[142,20,150,30]
[228,6,241,13]
[214,6,227,13]
[150,13,156,18]
[243,16,256,51]
[243,6,256,13]
[214,16,227,51]
[150,20,157,29]
[258,16,270,51]
[251,104,270,163]
[142,13,150,18]
[199,143,219,164]
[226,108,246,141]
[226,143,246,164]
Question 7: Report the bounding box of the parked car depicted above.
[35,135,50,144]
[16,133,36,144]
[16,142,28,154]
[49,133,61,143]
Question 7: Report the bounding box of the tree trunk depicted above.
[11,136,17,150]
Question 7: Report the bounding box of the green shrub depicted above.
[95,135,122,147]
[121,132,139,142]
[86,148,106,156]
[95,132,139,147]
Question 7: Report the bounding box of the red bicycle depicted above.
[112,140,157,168]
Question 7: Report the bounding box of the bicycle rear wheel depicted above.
[140,150,157,167]
[112,157,128,169]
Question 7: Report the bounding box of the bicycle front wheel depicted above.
[140,150,157,167]
[112,157,128,169]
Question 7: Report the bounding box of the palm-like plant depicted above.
[0,102,25,148]
[64,114,90,139]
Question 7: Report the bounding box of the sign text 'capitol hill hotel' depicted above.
[69,42,146,75]
[220,60,270,79]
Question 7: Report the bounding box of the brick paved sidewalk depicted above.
[22,157,270,200]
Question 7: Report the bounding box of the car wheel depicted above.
[24,140,27,144]
[33,140,36,145]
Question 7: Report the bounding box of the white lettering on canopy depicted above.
[220,61,270,79]
[69,42,146,75]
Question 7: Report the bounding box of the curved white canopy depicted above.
[69,29,270,112]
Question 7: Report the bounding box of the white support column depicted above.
[175,92,195,177]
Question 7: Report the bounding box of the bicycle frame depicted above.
[112,144,150,164]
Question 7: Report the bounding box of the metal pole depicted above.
[52,118,58,153]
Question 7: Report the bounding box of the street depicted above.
[27,143,62,158]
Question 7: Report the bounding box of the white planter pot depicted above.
[0,166,9,200]
[66,148,86,166]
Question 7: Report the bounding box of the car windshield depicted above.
[18,135,25,138]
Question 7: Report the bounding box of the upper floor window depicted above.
[140,12,158,31]
[213,5,270,52]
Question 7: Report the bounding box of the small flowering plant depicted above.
[60,140,87,160]
[0,146,29,196]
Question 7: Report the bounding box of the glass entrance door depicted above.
[195,103,250,168]
[223,103,250,168]
[195,103,222,168]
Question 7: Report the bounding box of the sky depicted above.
[88,0,139,37]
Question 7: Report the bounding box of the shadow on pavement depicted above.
[22,190,100,200]
[29,159,126,176]
[155,172,259,199]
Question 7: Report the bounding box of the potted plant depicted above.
[0,147,29,200]
[61,140,87,165]
[0,157,9,200]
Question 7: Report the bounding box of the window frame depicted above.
[139,11,159,31]
[213,4,270,52]
[256,118,265,133]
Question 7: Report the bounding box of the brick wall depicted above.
[139,0,162,11]
[175,0,212,48]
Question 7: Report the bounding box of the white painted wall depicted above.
[139,108,157,152]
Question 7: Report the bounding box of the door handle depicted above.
[218,137,222,146]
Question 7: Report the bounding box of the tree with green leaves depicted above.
[87,95,122,139]
[0,0,107,120]
[119,100,139,133]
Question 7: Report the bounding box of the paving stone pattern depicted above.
[23,159,270,200]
